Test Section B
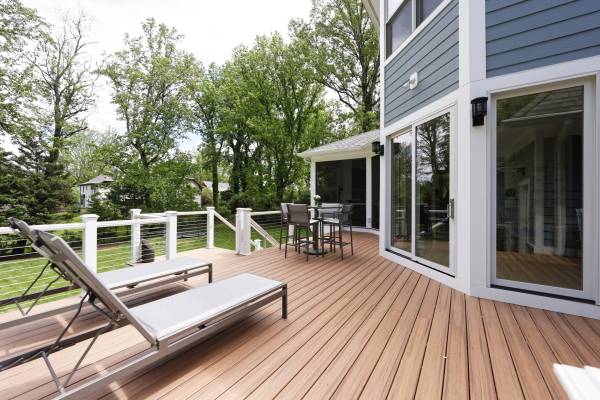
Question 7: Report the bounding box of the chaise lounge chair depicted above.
[1,218,213,330]
[1,229,287,399]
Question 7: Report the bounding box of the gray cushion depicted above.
[98,256,210,289]
[130,273,283,339]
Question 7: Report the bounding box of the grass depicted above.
[0,221,283,313]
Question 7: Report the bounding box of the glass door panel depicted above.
[390,111,453,272]
[495,86,584,291]
[415,113,450,268]
[391,133,412,253]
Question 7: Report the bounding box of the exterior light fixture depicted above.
[372,141,384,156]
[471,97,488,126]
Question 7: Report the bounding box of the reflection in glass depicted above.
[496,86,583,290]
[391,133,412,253]
[415,113,450,267]
[386,0,412,56]
[417,0,443,25]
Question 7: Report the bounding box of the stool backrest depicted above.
[339,204,353,224]
[287,204,310,225]
[319,203,341,219]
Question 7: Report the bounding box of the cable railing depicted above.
[0,207,281,313]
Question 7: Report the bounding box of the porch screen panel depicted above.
[315,159,366,226]
[496,86,583,290]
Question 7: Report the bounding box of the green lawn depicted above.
[0,222,283,313]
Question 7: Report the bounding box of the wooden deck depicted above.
[1,233,600,399]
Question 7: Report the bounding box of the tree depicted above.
[291,0,380,133]
[62,129,116,184]
[4,12,95,222]
[216,34,332,204]
[0,0,44,133]
[101,18,199,172]
[191,63,225,207]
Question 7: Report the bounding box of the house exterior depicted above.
[298,130,381,229]
[363,0,600,319]
[78,175,113,208]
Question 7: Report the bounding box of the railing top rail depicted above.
[177,211,208,216]
[138,213,164,218]
[138,211,207,218]
[250,210,281,216]
[97,218,167,228]
[0,223,85,235]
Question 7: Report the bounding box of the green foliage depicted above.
[291,0,380,133]
[193,33,335,208]
[62,129,116,184]
[88,193,121,221]
[107,152,200,213]
[0,0,44,133]
[100,18,200,171]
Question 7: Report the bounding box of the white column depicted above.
[81,214,98,273]
[165,211,177,260]
[310,160,316,206]
[366,156,373,229]
[206,206,215,249]
[130,208,141,262]
[235,208,252,256]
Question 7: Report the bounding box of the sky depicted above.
[15,0,313,151]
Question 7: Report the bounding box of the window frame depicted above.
[385,0,448,60]
[387,105,457,276]
[488,78,597,300]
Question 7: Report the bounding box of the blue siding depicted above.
[486,0,600,77]
[384,0,459,126]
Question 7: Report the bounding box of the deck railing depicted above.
[0,207,281,312]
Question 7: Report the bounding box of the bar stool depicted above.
[321,204,354,260]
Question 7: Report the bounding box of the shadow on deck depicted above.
[0,233,599,399]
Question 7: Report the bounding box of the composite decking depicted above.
[1,233,600,399]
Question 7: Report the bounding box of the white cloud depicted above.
[22,0,313,149]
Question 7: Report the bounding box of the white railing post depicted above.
[165,211,177,260]
[81,214,98,272]
[130,208,141,262]
[235,208,252,256]
[206,207,215,249]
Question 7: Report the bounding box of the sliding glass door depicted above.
[390,110,454,273]
[493,82,594,298]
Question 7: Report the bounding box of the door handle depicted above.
[447,199,455,220]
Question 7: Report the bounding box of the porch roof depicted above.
[298,129,380,160]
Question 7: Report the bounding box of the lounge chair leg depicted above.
[282,286,288,319]
[208,265,213,283]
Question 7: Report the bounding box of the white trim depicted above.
[366,156,373,228]
[384,0,454,65]
[305,149,374,163]
[382,90,459,137]
[488,77,596,300]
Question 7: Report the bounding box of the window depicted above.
[386,0,443,57]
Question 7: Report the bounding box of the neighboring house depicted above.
[79,175,113,208]
[363,0,600,319]
[187,179,231,207]
[298,130,381,229]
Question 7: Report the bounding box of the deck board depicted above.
[0,233,598,399]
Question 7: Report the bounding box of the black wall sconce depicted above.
[372,141,384,156]
[471,97,488,126]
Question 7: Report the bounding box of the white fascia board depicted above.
[363,0,380,31]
